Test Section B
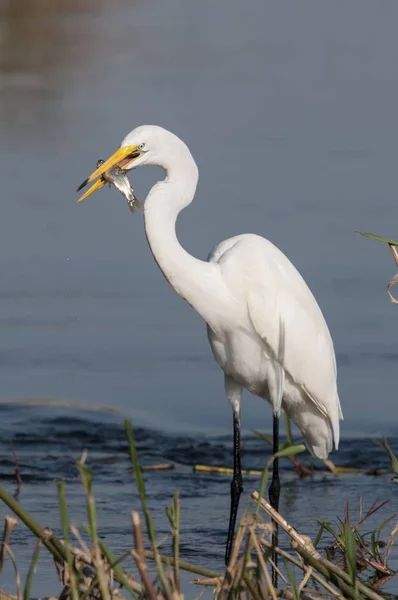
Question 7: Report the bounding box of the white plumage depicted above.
[127,126,342,461]
[207,233,342,459]
[77,124,343,567]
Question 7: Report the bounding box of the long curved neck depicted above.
[143,155,221,325]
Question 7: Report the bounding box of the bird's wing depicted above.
[207,235,249,264]
[216,235,342,440]
[249,245,341,418]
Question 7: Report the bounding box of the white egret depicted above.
[77,125,343,571]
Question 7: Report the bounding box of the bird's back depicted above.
[207,233,342,458]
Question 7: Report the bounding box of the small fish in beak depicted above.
[97,159,143,214]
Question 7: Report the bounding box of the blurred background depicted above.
[1,0,397,436]
[1,0,398,595]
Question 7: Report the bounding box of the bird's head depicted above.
[77,125,191,202]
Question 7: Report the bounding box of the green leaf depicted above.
[344,523,358,594]
[57,481,79,600]
[0,486,66,564]
[315,519,341,546]
[253,429,290,452]
[256,463,270,515]
[23,541,41,600]
[357,231,398,246]
[99,540,140,598]
[314,522,326,547]
[124,419,171,597]
[274,444,306,459]
[252,430,273,446]
[383,439,398,476]
[376,438,398,481]
[375,513,397,540]
[283,559,299,600]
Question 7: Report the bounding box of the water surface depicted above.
[0,404,397,596]
[0,0,398,595]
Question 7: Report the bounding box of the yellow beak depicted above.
[76,145,139,202]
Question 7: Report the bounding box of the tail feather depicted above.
[300,385,341,453]
[285,388,341,460]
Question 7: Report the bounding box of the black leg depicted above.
[225,409,243,565]
[268,413,280,587]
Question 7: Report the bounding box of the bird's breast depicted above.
[207,325,273,398]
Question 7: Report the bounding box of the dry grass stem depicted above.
[131,512,158,600]
[192,576,223,587]
[268,557,287,585]
[292,542,385,600]
[70,525,91,557]
[144,549,220,579]
[297,565,313,594]
[253,491,387,600]
[0,592,17,600]
[249,526,277,600]
[273,546,343,598]
[222,519,247,592]
[252,492,321,559]
[1,422,397,600]
[0,517,18,576]
[389,243,398,266]
[194,465,263,475]
[142,464,175,471]
[384,521,398,567]
[3,543,21,600]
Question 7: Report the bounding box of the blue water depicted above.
[0,404,397,596]
[1,0,398,595]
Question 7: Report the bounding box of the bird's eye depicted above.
[138,143,145,151]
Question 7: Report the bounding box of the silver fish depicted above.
[97,159,143,214]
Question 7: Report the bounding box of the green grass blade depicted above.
[23,541,41,600]
[99,539,140,598]
[78,465,96,537]
[314,522,326,548]
[170,491,180,589]
[255,443,306,515]
[283,559,299,600]
[124,419,171,597]
[57,481,79,600]
[315,519,341,546]
[252,429,287,452]
[80,525,140,599]
[274,444,306,459]
[382,439,398,478]
[124,420,152,531]
[252,430,273,446]
[255,458,271,515]
[0,486,65,563]
[344,522,358,596]
[370,530,378,559]
[78,463,110,600]
[357,231,398,246]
